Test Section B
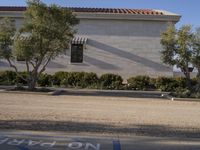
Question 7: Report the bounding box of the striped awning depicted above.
[71,37,87,44]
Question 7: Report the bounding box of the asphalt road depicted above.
[0,130,200,150]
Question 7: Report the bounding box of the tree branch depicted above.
[38,55,52,76]
[29,60,36,68]
[6,58,27,82]
[25,59,30,74]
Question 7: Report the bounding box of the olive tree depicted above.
[0,0,79,90]
[160,24,194,89]
[192,27,200,91]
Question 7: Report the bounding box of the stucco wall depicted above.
[0,15,173,80]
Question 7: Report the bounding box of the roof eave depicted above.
[74,12,181,22]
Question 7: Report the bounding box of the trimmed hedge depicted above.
[127,75,151,90]
[52,71,69,86]
[15,71,28,85]
[38,73,53,87]
[155,77,191,92]
[99,73,123,89]
[155,77,178,92]
[52,71,99,88]
[0,71,16,85]
[0,70,197,92]
[82,72,99,88]
[61,72,99,88]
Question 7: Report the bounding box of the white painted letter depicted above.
[28,140,41,146]
[68,142,83,149]
[7,139,25,146]
[85,143,100,150]
[0,138,9,144]
[40,141,56,147]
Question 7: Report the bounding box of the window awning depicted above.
[71,37,87,44]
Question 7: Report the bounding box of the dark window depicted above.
[71,44,83,63]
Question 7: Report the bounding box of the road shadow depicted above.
[0,120,199,138]
[58,90,167,99]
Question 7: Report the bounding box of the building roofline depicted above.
[0,6,181,22]
[153,9,181,16]
[0,6,180,16]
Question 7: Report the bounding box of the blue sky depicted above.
[0,0,199,29]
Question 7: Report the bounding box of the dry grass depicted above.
[0,92,200,137]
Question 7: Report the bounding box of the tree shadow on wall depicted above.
[84,55,120,70]
[88,39,170,72]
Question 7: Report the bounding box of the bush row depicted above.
[0,71,197,91]
[0,71,123,90]
[39,72,123,89]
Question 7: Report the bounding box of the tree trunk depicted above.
[28,78,37,91]
[185,74,192,90]
[195,68,200,92]
[182,67,192,90]
[27,72,38,91]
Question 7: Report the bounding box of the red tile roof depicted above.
[70,7,163,15]
[0,6,163,15]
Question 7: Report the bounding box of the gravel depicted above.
[0,92,200,137]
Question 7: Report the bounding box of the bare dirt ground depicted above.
[0,92,200,137]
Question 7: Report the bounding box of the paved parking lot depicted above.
[0,130,200,150]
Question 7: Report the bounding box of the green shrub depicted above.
[52,71,69,86]
[172,87,191,98]
[61,72,99,88]
[82,72,99,88]
[190,92,200,98]
[0,70,197,93]
[99,73,123,89]
[15,71,28,85]
[0,71,16,85]
[38,73,53,87]
[155,77,179,92]
[149,78,157,89]
[62,72,84,87]
[191,78,198,87]
[174,77,187,89]
[127,75,151,90]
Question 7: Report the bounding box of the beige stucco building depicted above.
[0,7,181,80]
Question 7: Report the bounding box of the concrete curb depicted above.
[0,89,52,96]
[55,88,170,99]
[0,85,55,95]
[1,88,199,102]
[0,86,170,98]
[165,95,200,102]
[0,89,168,98]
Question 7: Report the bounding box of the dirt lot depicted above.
[0,92,200,137]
